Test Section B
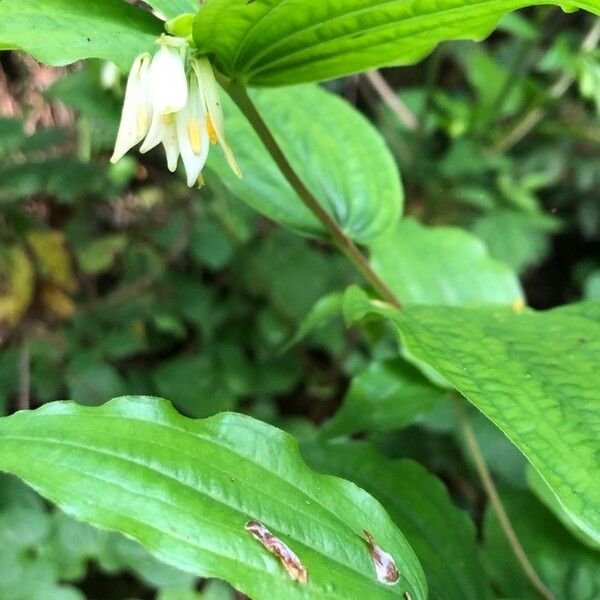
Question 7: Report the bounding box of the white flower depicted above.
[139,42,188,172]
[111,37,241,187]
[175,69,210,186]
[110,52,152,164]
[189,57,242,180]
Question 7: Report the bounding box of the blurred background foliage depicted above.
[0,7,598,599]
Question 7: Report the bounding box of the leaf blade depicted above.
[375,301,600,546]
[0,0,162,70]
[303,441,493,600]
[194,0,600,86]
[210,85,403,242]
[0,397,426,600]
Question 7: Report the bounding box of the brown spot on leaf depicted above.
[363,530,400,585]
[245,520,308,584]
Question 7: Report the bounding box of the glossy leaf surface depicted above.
[351,291,600,547]
[193,0,600,86]
[0,397,426,600]
[303,441,492,600]
[370,218,523,305]
[209,85,403,242]
[0,0,162,70]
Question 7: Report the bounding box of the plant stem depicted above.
[493,18,600,154]
[220,77,401,308]
[364,70,418,130]
[454,398,557,600]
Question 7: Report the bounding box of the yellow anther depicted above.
[187,119,202,154]
[206,114,218,145]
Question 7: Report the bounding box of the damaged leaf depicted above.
[0,397,427,599]
[364,530,400,586]
[245,520,308,584]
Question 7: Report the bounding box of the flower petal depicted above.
[176,80,210,187]
[149,44,188,115]
[110,53,151,163]
[191,57,242,179]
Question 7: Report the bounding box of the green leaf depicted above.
[145,0,198,19]
[0,397,427,600]
[322,359,448,438]
[358,297,600,548]
[66,357,126,406]
[303,441,492,600]
[0,0,162,70]
[209,84,403,242]
[482,487,600,599]
[152,354,236,417]
[193,0,600,86]
[369,218,523,305]
[527,466,599,550]
[471,210,560,274]
[281,292,344,352]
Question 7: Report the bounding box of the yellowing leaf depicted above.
[27,231,77,293]
[0,247,35,327]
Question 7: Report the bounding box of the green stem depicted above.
[454,398,557,600]
[219,76,401,308]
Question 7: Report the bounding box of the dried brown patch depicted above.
[245,520,308,584]
[363,530,400,585]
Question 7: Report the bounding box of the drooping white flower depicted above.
[148,43,188,115]
[111,37,241,187]
[110,52,152,164]
[190,57,242,180]
[175,70,210,186]
[139,40,189,172]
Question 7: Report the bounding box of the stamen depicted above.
[206,115,218,145]
[188,119,202,154]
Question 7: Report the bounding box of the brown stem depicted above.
[220,77,401,308]
[454,398,557,600]
[364,70,418,130]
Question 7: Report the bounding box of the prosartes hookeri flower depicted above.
[111,35,241,187]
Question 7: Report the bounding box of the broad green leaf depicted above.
[356,296,600,548]
[471,210,560,274]
[209,84,402,242]
[145,0,198,19]
[527,466,600,550]
[0,397,427,600]
[322,359,448,438]
[282,292,344,352]
[193,0,600,86]
[0,0,162,70]
[482,487,600,599]
[303,441,492,600]
[369,218,523,305]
